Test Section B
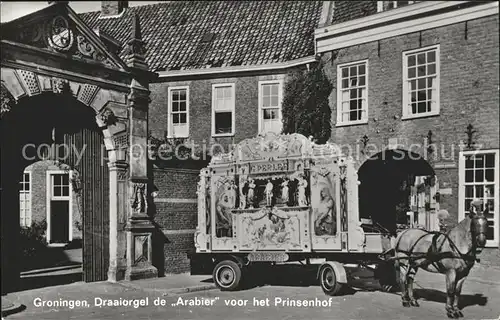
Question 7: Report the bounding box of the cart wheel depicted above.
[213,260,242,291]
[319,264,343,296]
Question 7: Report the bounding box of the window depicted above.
[377,1,418,12]
[258,80,283,134]
[52,173,70,199]
[168,86,189,138]
[19,172,31,227]
[212,84,235,136]
[459,150,499,247]
[402,45,440,119]
[336,60,368,126]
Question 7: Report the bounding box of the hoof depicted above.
[402,300,411,307]
[410,299,420,307]
[454,309,463,318]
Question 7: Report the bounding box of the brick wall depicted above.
[152,168,199,274]
[320,15,499,247]
[149,72,291,151]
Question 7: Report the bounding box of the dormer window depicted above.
[377,1,418,12]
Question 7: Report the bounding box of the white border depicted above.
[212,83,236,137]
[458,149,499,247]
[401,45,440,120]
[46,170,73,244]
[316,1,498,52]
[336,59,369,127]
[257,79,284,135]
[167,86,190,138]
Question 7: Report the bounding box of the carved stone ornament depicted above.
[100,109,117,126]
[46,16,74,52]
[51,78,72,95]
[1,83,15,118]
[131,183,146,213]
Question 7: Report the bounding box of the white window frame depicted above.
[377,1,417,12]
[19,171,32,228]
[458,149,499,247]
[167,86,190,138]
[46,170,73,243]
[258,79,284,135]
[212,83,235,137]
[336,59,369,127]
[402,45,440,120]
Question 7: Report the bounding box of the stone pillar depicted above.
[124,78,157,280]
[107,160,128,281]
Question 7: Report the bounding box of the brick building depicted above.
[11,1,326,274]
[315,1,499,263]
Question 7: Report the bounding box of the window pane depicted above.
[427,50,436,63]
[172,101,179,112]
[271,95,279,107]
[427,78,434,88]
[172,90,179,101]
[342,67,348,78]
[264,109,278,120]
[54,186,62,197]
[408,67,416,79]
[350,77,358,87]
[417,65,426,77]
[417,53,426,65]
[173,114,180,124]
[350,66,357,76]
[62,186,69,197]
[359,76,365,86]
[215,112,232,134]
[485,169,494,182]
[263,96,270,108]
[179,101,186,112]
[411,103,417,114]
[342,79,349,88]
[465,170,473,182]
[180,113,187,124]
[485,184,495,197]
[24,173,30,183]
[271,84,279,96]
[465,156,474,168]
[342,102,349,114]
[475,155,484,168]
[418,78,426,89]
[475,185,484,198]
[350,89,357,99]
[178,90,186,101]
[358,64,365,75]
[62,174,69,186]
[411,91,417,102]
[411,80,416,90]
[475,170,484,183]
[485,154,495,168]
[418,90,426,101]
[350,100,357,111]
[465,185,474,198]
[417,102,426,113]
[263,85,270,96]
[408,55,416,67]
[428,63,436,75]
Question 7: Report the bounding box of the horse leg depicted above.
[396,261,411,307]
[407,267,419,307]
[453,277,466,317]
[445,270,459,318]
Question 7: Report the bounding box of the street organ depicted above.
[193,133,396,294]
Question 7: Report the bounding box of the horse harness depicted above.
[393,229,478,272]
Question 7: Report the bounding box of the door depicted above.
[410,175,439,231]
[48,172,72,243]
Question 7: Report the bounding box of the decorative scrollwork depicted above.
[1,83,15,118]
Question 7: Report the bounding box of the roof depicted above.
[79,1,323,72]
[331,1,378,24]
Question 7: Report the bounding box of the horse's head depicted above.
[468,200,489,248]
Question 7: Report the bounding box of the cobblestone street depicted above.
[5,265,500,320]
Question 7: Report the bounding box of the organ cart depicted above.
[192,133,397,295]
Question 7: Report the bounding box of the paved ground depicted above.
[4,264,500,320]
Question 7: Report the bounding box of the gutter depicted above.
[156,55,318,79]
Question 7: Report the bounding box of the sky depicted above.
[0,1,163,23]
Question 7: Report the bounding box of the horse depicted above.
[391,200,488,318]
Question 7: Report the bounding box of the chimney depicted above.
[101,1,129,17]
